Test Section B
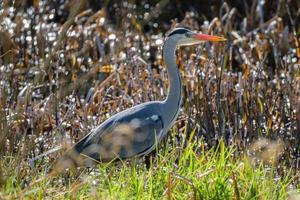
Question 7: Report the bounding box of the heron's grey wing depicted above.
[81,115,163,161]
[72,119,114,153]
[74,112,164,162]
[117,114,164,158]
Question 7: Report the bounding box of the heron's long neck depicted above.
[162,38,182,126]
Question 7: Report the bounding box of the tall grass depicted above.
[1,138,298,199]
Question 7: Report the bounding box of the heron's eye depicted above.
[185,32,193,38]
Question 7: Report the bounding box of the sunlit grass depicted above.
[1,137,298,199]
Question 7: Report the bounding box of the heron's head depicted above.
[167,27,226,46]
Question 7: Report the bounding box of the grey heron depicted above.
[52,28,226,169]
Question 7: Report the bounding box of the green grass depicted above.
[1,137,299,200]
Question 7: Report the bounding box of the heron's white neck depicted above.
[162,37,182,127]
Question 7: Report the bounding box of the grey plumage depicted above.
[73,101,164,162]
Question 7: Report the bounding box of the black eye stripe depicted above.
[167,28,190,37]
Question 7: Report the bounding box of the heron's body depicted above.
[70,96,182,165]
[55,28,225,168]
[74,101,164,161]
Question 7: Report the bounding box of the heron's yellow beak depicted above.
[194,33,226,42]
